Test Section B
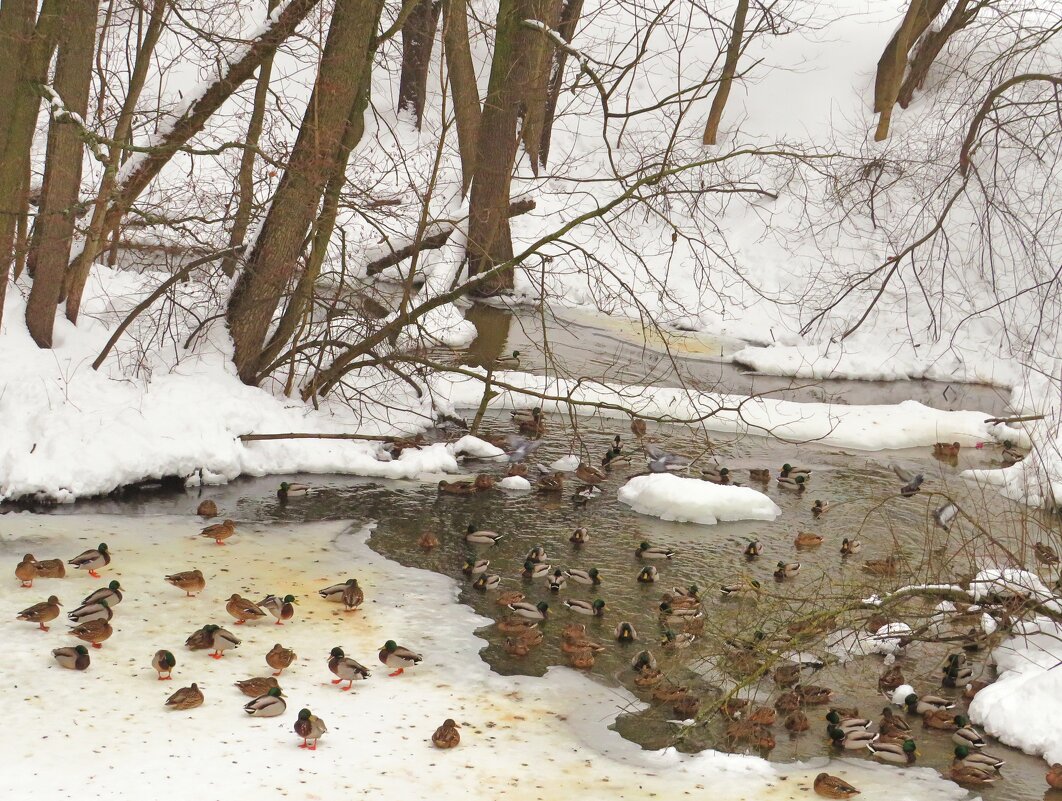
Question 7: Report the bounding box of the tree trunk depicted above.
[702,0,748,146]
[24,0,99,348]
[896,0,978,109]
[227,0,383,384]
[441,0,480,194]
[64,0,321,323]
[538,0,582,167]
[397,0,441,128]
[517,0,561,175]
[0,0,65,330]
[222,0,280,277]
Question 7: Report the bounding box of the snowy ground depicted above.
[1,513,972,800]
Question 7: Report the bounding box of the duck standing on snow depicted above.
[17,595,61,631]
[318,578,356,602]
[295,709,327,750]
[33,557,66,578]
[226,593,267,625]
[53,645,91,670]
[432,719,460,748]
[328,646,371,688]
[15,555,39,587]
[234,677,279,698]
[267,643,297,676]
[204,624,240,658]
[245,687,286,717]
[152,649,176,680]
[200,519,236,545]
[68,598,113,625]
[69,618,113,649]
[82,580,123,607]
[68,543,110,578]
[260,594,298,625]
[379,640,422,676]
[165,683,204,710]
[165,569,206,597]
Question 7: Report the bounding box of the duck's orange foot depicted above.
[91,643,103,649]
[210,652,223,659]
[308,742,317,751]
[234,620,245,625]
[39,624,50,631]
[298,741,308,749]
[88,570,101,578]
[20,580,32,588]
[272,670,283,677]
[388,668,405,677]
[275,621,283,625]
[331,678,342,684]
[215,540,226,545]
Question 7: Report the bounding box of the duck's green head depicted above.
[268,687,283,698]
[688,584,699,594]
[777,561,787,569]
[384,640,398,652]
[536,601,549,613]
[298,708,311,720]
[814,499,822,505]
[279,482,291,491]
[523,560,535,571]
[346,579,357,586]
[901,739,917,753]
[719,467,729,476]
[283,594,297,604]
[553,568,563,576]
[74,645,89,655]
[782,463,792,472]
[467,523,476,534]
[825,710,841,724]
[162,650,175,666]
[592,599,605,611]
[750,580,762,588]
[639,542,651,551]
[826,725,844,742]
[753,630,766,641]
[954,714,969,726]
[794,474,806,484]
[330,646,345,658]
[954,745,971,759]
[108,580,121,590]
[97,543,109,553]
[512,351,520,358]
[204,624,220,634]
[659,601,672,612]
[904,693,919,707]
[588,568,600,578]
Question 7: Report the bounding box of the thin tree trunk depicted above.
[517,0,561,175]
[702,0,748,146]
[897,0,978,109]
[25,0,99,348]
[441,0,480,194]
[64,0,321,323]
[538,0,582,167]
[397,0,441,127]
[227,0,383,384]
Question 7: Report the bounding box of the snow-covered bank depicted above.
[618,473,781,525]
[0,513,970,800]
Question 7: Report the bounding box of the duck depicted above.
[923,709,961,731]
[152,649,177,680]
[328,646,370,688]
[524,545,548,563]
[536,472,564,493]
[197,499,218,517]
[70,618,113,649]
[700,466,731,484]
[496,617,538,634]
[661,629,695,649]
[464,524,503,545]
[33,557,66,578]
[82,580,123,608]
[720,579,761,597]
[165,683,205,710]
[495,590,525,608]
[794,531,823,548]
[508,601,549,621]
[1049,764,1062,790]
[547,569,567,591]
[575,462,607,485]
[378,640,422,676]
[953,745,1004,771]
[777,711,806,733]
[513,627,545,648]
[565,598,606,616]
[260,594,297,625]
[905,692,954,716]
[601,435,625,467]
[630,418,647,439]
[512,407,545,435]
[185,625,214,650]
[567,648,596,669]
[438,476,494,495]
[826,710,871,732]
[862,556,899,576]
[569,527,590,545]
[725,720,776,750]
[879,706,911,736]
[295,708,327,750]
[234,676,279,698]
[840,538,861,556]
[341,579,364,612]
[52,645,91,670]
[637,566,659,583]
[226,593,267,625]
[774,692,802,714]
[951,715,986,747]
[165,569,206,597]
[1001,441,1023,465]
[813,773,860,799]
[245,686,286,717]
[636,542,676,559]
[812,499,830,516]
[797,684,834,705]
[504,636,534,657]
[200,519,236,545]
[828,725,877,750]
[68,598,113,625]
[1034,541,1060,567]
[565,567,602,585]
[432,719,461,748]
[777,474,807,490]
[749,468,771,482]
[948,765,997,786]
[472,574,501,591]
[747,706,777,726]
[615,622,638,642]
[277,482,311,501]
[462,559,490,576]
[933,442,961,458]
[941,656,973,688]
[780,463,812,477]
[522,560,551,579]
[418,531,440,549]
[630,651,657,678]
[207,624,240,658]
[17,595,61,631]
[744,540,763,558]
[318,578,357,602]
[15,555,38,588]
[774,561,801,580]
[266,643,297,676]
[68,543,110,577]
[868,738,917,764]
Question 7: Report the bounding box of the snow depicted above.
[617,473,781,526]
[497,476,532,491]
[969,568,1059,610]
[449,436,505,460]
[0,513,970,801]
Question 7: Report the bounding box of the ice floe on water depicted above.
[1,513,970,800]
[618,473,782,525]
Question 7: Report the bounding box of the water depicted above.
[43,413,1057,801]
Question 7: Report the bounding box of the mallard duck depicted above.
[378,640,422,676]
[513,627,545,648]
[747,706,777,726]
[295,708,327,750]
[637,565,658,583]
[17,595,61,631]
[941,655,973,688]
[784,711,809,732]
[661,629,695,649]
[631,650,657,673]
[1001,441,1023,465]
[504,636,533,657]
[547,569,567,591]
[575,462,607,485]
[165,683,204,710]
[512,407,545,433]
[720,579,761,597]
[52,645,91,670]
[954,745,1004,771]
[68,543,110,577]
[879,705,912,736]
[826,710,871,732]
[862,556,899,576]
[813,773,860,799]
[1049,764,1062,790]
[601,440,626,468]
[948,764,997,786]
[207,624,240,658]
[536,472,564,493]
[615,622,638,642]
[166,569,206,597]
[341,580,364,612]
[726,720,776,750]
[70,618,112,648]
[523,545,547,564]
[905,693,955,716]
[473,574,501,591]
[794,531,823,548]
[777,474,807,490]
[152,649,176,680]
[82,580,123,608]
[508,601,549,621]
[260,594,297,625]
[277,482,310,501]
[868,737,917,764]
[701,466,731,484]
[33,557,66,578]
[67,597,113,624]
[496,616,538,634]
[245,686,286,717]
[522,560,551,579]
[569,527,590,545]
[1034,541,1060,567]
[630,418,647,439]
[185,625,213,650]
[565,598,605,616]
[15,554,38,587]
[749,468,771,482]
[840,538,861,556]
[318,578,354,602]
[565,567,602,585]
[560,636,602,655]
[796,684,833,705]
[266,643,296,676]
[234,676,279,697]
[933,442,961,458]
[418,531,440,549]
[780,463,811,477]
[567,648,596,669]
[828,725,877,750]
[772,663,802,687]
[774,691,802,713]
[432,719,460,748]
[963,679,992,700]
[200,520,235,545]
[636,542,676,559]
[464,524,503,545]
[744,540,763,558]
[327,646,370,688]
[462,559,490,576]
[197,499,218,518]
[774,561,800,580]
[951,715,985,747]
[226,593,267,625]
[438,476,494,495]
[812,499,830,516]
[923,708,961,731]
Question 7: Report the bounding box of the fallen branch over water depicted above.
[238,432,397,443]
